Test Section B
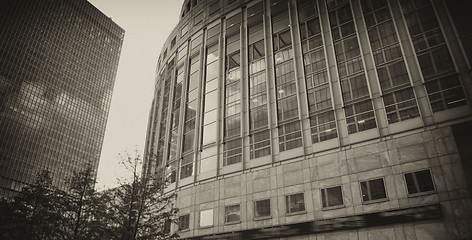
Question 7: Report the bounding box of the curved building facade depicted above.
[143,0,472,239]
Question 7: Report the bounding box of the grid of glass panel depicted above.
[142,0,470,196]
[200,23,220,174]
[327,0,376,134]
[223,13,243,166]
[272,0,302,152]
[162,62,176,183]
[145,86,161,176]
[298,0,337,143]
[201,24,220,148]
[400,0,466,112]
[0,0,123,196]
[168,47,185,181]
[181,34,202,179]
[361,0,419,124]
[248,2,271,159]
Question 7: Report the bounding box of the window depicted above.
[400,0,466,112]
[329,0,376,133]
[164,219,171,234]
[170,36,176,49]
[254,199,271,218]
[360,178,387,202]
[321,186,343,208]
[405,169,435,195]
[180,154,193,179]
[163,49,167,60]
[194,12,203,25]
[178,214,190,230]
[200,209,213,227]
[181,24,189,36]
[360,0,420,124]
[224,204,240,223]
[209,0,220,16]
[345,100,376,134]
[286,193,305,213]
[278,120,302,151]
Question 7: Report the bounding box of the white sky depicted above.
[87,0,183,190]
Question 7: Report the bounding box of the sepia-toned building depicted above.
[143,0,472,239]
[0,0,124,197]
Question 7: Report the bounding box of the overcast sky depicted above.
[87,0,183,190]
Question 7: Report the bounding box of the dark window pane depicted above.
[254,199,271,218]
[322,186,343,208]
[361,178,387,201]
[286,193,305,213]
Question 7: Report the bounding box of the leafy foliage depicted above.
[1,170,66,239]
[0,153,178,240]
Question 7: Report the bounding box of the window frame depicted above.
[359,177,388,203]
[224,204,241,224]
[320,185,344,209]
[254,198,271,219]
[404,169,436,196]
[178,214,190,231]
[285,192,306,214]
[199,209,214,228]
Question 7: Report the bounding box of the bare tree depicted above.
[101,151,179,240]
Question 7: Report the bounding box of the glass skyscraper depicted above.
[0,0,124,197]
[144,0,472,239]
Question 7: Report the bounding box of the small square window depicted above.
[254,199,271,218]
[178,214,190,230]
[286,193,305,213]
[405,169,435,195]
[360,178,387,202]
[321,186,343,208]
[200,209,213,227]
[225,204,241,223]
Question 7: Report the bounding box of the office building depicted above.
[143,0,472,238]
[0,0,124,197]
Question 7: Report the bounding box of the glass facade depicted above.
[0,0,123,197]
[144,0,471,188]
[272,0,303,151]
[143,0,471,237]
[223,12,243,166]
[327,0,377,134]
[361,0,420,124]
[399,0,466,112]
[298,0,338,143]
[248,2,271,159]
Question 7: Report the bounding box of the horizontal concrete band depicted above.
[186,204,442,240]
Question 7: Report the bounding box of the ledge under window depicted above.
[224,221,241,225]
[199,225,213,229]
[362,198,388,205]
[254,216,272,221]
[286,210,306,216]
[407,190,436,198]
[321,204,345,211]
